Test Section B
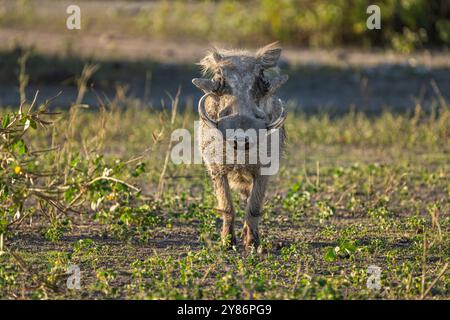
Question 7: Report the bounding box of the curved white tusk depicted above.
[266,102,287,130]
[265,128,279,136]
[198,92,218,128]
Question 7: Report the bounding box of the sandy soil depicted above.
[1,27,450,68]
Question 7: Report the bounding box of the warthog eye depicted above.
[252,71,270,98]
[212,74,229,95]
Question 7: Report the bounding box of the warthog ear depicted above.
[256,42,282,69]
[192,78,218,93]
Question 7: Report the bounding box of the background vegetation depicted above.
[1,0,450,52]
[0,0,448,300]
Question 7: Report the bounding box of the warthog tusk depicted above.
[198,92,218,128]
[266,99,287,130]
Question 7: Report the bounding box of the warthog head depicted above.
[192,42,288,150]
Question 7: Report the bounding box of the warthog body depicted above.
[192,43,288,250]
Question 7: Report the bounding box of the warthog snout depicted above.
[217,113,265,151]
[228,134,253,151]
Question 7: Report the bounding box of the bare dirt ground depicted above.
[2,26,450,67]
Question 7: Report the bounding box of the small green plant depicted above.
[92,268,118,297]
[282,182,311,219]
[324,239,358,262]
[315,201,335,224]
[0,93,62,249]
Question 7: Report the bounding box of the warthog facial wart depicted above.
[189,42,288,250]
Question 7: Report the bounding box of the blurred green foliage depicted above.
[1,0,449,52]
[134,0,450,52]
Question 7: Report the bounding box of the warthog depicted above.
[192,42,288,251]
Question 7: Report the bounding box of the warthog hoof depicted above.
[242,224,260,252]
[221,232,237,249]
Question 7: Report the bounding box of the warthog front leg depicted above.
[212,175,236,247]
[243,175,268,251]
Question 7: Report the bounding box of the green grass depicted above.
[0,97,448,299]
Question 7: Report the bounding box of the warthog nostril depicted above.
[231,136,252,150]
